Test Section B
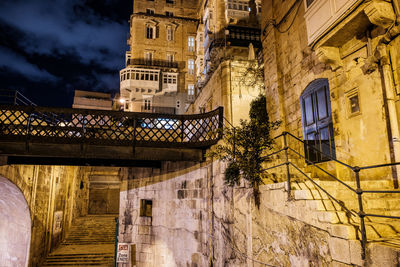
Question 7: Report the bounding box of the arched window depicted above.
[300,79,336,163]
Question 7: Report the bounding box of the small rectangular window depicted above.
[145,52,153,64]
[188,84,194,95]
[188,36,195,52]
[346,89,361,116]
[165,11,174,17]
[188,59,195,75]
[166,27,173,41]
[167,53,174,63]
[146,9,155,15]
[139,199,152,217]
[146,25,154,39]
[166,0,174,4]
[143,99,151,111]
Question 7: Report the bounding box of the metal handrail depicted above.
[285,131,354,170]
[287,147,356,193]
[262,131,400,261]
[289,162,357,217]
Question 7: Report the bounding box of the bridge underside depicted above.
[0,142,204,167]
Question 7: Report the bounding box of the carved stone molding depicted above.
[361,55,379,74]
[315,46,343,71]
[364,0,396,29]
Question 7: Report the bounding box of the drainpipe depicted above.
[377,21,400,187]
[392,0,400,24]
[379,47,400,188]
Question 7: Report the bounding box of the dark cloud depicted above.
[0,0,131,107]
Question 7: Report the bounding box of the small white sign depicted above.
[116,243,129,263]
[53,211,63,234]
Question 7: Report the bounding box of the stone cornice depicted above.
[131,13,199,23]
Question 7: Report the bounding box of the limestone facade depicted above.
[120,0,198,114]
[115,1,400,266]
[261,0,400,181]
[188,0,264,125]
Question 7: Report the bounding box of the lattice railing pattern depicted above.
[0,105,223,148]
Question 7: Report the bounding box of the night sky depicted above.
[0,0,132,107]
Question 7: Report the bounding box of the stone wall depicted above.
[261,0,398,182]
[0,164,90,267]
[118,160,369,267]
[189,54,262,126]
[118,162,210,267]
[88,167,121,214]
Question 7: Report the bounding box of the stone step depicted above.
[46,253,113,258]
[41,215,116,266]
[330,222,400,240]
[295,179,396,192]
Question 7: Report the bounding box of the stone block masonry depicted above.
[119,162,209,267]
[117,159,400,267]
[0,164,90,267]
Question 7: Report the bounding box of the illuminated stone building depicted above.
[189,0,263,125]
[119,0,198,114]
[5,1,400,267]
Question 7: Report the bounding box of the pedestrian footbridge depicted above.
[0,105,223,167]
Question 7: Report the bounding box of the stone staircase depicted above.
[261,177,400,266]
[41,215,116,266]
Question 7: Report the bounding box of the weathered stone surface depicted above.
[0,165,90,267]
[0,176,31,267]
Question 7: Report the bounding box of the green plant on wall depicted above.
[208,95,280,207]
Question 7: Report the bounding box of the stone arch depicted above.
[0,176,31,267]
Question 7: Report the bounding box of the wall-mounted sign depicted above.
[116,243,129,263]
[53,211,63,234]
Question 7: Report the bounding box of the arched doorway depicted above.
[300,79,336,163]
[0,176,31,267]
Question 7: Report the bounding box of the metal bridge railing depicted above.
[0,105,224,148]
[0,90,37,106]
[264,131,400,260]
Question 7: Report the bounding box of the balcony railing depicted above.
[127,58,178,69]
[141,106,176,114]
[207,26,261,51]
[0,90,37,106]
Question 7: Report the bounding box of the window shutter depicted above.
[156,26,159,38]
